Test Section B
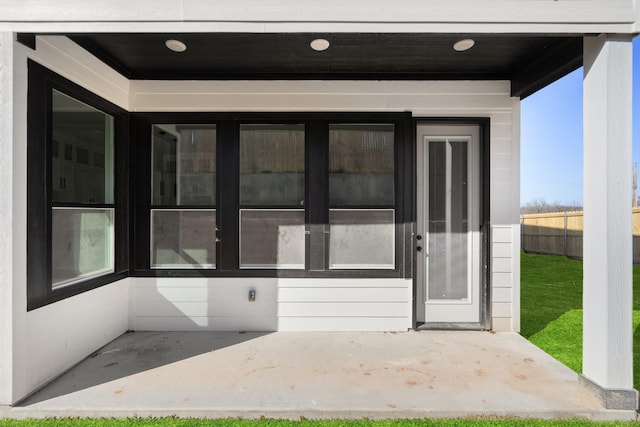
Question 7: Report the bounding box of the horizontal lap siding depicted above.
[34,36,129,109]
[132,278,413,332]
[279,303,409,317]
[130,81,511,113]
[278,287,409,302]
[134,316,278,331]
[491,225,517,332]
[277,279,411,331]
[132,278,278,332]
[488,98,519,332]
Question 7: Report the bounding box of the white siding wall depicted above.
[1,35,131,404]
[25,280,129,398]
[129,78,520,332]
[490,99,521,332]
[132,278,412,332]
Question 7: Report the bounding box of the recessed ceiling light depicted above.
[453,39,475,52]
[310,38,330,52]
[165,39,187,53]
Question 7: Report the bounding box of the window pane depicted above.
[240,209,305,269]
[52,90,114,204]
[329,124,394,206]
[151,210,216,268]
[52,208,114,288]
[240,124,304,206]
[329,209,395,269]
[428,140,469,300]
[152,125,217,206]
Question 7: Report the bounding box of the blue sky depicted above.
[520,37,640,206]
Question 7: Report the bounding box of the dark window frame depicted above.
[27,60,129,310]
[130,112,413,279]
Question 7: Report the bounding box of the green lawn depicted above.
[520,251,640,388]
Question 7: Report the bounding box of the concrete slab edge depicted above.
[1,407,637,422]
[579,374,640,411]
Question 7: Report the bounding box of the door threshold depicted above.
[415,322,486,331]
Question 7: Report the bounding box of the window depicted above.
[150,125,217,268]
[27,61,128,309]
[328,124,396,269]
[51,90,115,288]
[130,113,409,278]
[239,124,305,269]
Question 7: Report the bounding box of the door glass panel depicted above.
[240,124,305,206]
[329,124,394,206]
[428,140,468,300]
[151,125,217,206]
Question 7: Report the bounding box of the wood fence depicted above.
[520,208,640,264]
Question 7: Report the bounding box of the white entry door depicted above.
[416,125,481,324]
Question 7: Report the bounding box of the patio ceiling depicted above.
[36,33,583,98]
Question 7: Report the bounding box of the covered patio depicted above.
[1,331,634,421]
[1,0,638,417]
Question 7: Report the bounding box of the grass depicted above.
[0,419,638,427]
[520,251,640,388]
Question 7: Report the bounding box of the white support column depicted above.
[582,34,637,410]
[0,31,15,405]
[0,31,28,406]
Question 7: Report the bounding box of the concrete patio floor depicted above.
[1,331,636,420]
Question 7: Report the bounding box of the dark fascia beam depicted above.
[17,33,36,50]
[511,37,583,99]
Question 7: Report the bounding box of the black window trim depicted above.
[27,60,129,311]
[130,111,413,279]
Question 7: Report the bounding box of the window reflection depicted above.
[240,124,304,206]
[428,140,469,300]
[329,209,395,269]
[151,125,217,206]
[151,209,217,268]
[329,124,394,206]
[52,208,114,288]
[52,90,114,204]
[239,209,305,269]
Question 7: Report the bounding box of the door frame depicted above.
[412,118,491,330]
